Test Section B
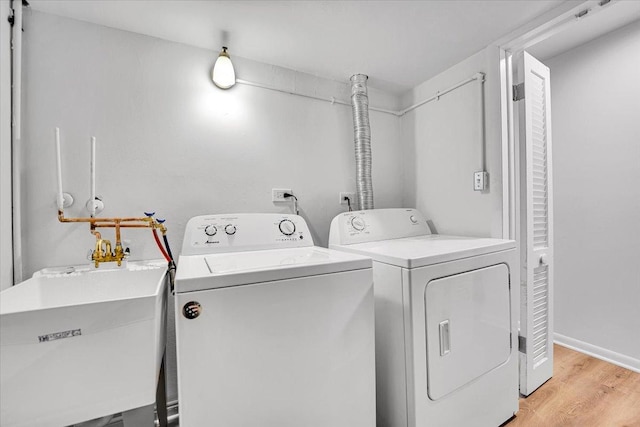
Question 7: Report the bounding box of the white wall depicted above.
[21,11,402,277]
[401,46,505,238]
[1,0,13,291]
[20,11,403,402]
[547,20,640,367]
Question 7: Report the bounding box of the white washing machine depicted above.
[175,213,376,427]
[329,208,519,427]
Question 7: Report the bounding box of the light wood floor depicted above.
[505,344,640,427]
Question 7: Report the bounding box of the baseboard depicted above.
[554,333,640,373]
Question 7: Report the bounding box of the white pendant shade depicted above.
[212,48,236,89]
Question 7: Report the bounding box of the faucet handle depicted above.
[144,211,155,217]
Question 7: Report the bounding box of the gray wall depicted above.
[21,11,403,277]
[20,11,403,402]
[1,0,13,290]
[548,20,640,367]
[401,46,505,239]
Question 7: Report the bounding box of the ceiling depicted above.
[528,0,640,60]
[28,0,569,93]
[28,1,640,94]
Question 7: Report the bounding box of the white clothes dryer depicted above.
[329,208,519,427]
[175,213,376,427]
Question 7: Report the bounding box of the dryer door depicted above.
[425,264,511,400]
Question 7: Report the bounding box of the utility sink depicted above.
[0,260,168,427]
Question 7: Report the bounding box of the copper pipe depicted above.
[93,222,157,228]
[114,219,122,249]
[59,212,155,224]
[93,222,167,232]
[113,220,125,267]
[60,211,165,232]
[59,210,167,268]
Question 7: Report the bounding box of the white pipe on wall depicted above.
[11,0,23,284]
[478,73,487,172]
[55,127,64,210]
[235,79,398,115]
[237,73,484,117]
[12,1,21,141]
[90,136,96,216]
[399,73,484,116]
[237,78,349,107]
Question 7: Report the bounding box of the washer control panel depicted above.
[182,213,313,255]
[328,208,431,246]
[204,225,217,236]
[279,219,296,235]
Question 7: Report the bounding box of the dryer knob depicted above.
[279,219,296,236]
[204,225,217,236]
[410,215,418,224]
[351,216,366,231]
[225,224,237,235]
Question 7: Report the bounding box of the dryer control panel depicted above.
[328,208,431,246]
[181,213,314,255]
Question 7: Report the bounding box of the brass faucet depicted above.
[94,238,104,260]
[91,236,128,268]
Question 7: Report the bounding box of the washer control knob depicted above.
[351,217,366,231]
[183,301,202,319]
[225,224,237,235]
[204,225,217,236]
[410,215,418,224]
[279,219,296,236]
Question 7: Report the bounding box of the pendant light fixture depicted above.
[212,46,236,89]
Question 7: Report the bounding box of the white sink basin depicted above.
[0,260,167,427]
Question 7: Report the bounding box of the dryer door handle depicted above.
[439,320,451,356]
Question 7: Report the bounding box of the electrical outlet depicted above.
[272,188,292,202]
[339,192,356,205]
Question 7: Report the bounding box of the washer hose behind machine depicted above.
[151,223,176,292]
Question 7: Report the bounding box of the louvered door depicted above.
[517,51,554,396]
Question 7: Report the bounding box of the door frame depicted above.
[1,0,18,289]
[496,0,621,394]
[498,0,616,241]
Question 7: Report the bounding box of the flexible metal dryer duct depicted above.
[350,74,374,210]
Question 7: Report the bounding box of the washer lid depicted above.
[175,247,371,293]
[330,235,516,269]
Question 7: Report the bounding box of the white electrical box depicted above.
[474,171,488,191]
[272,188,292,202]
